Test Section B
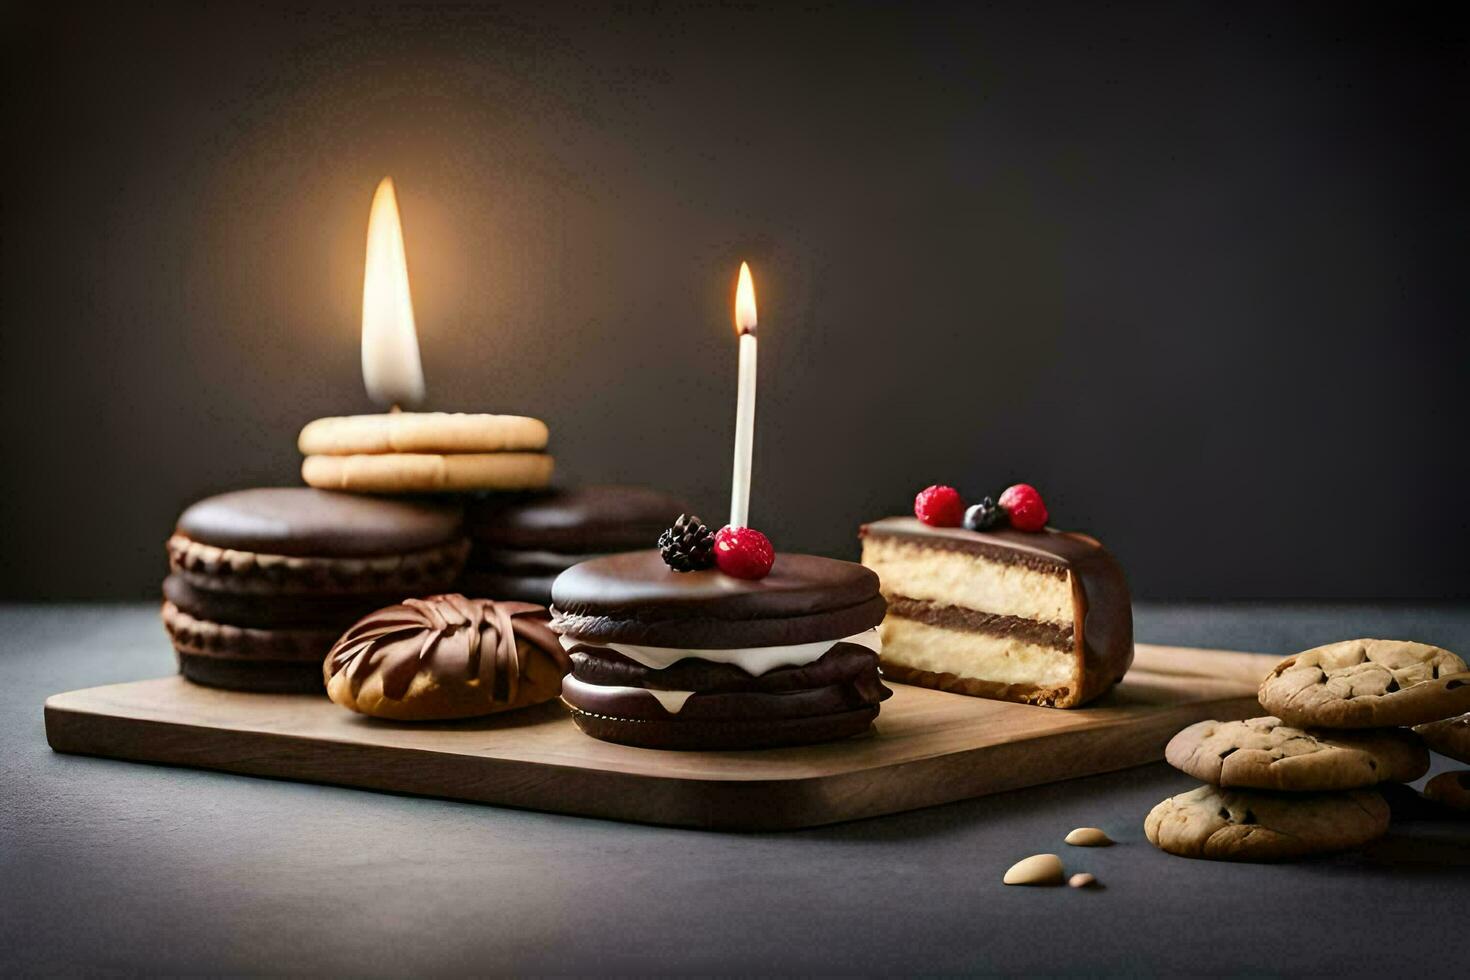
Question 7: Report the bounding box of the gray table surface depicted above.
[3,602,1468,976]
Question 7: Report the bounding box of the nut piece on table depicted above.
[1003,853,1064,885]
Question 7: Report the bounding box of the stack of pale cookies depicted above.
[1146,638,1470,862]
[299,412,554,493]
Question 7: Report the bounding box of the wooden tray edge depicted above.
[45,690,1263,832]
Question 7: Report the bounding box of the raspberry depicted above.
[998,483,1048,532]
[914,485,965,527]
[714,525,775,580]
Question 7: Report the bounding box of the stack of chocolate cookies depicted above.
[551,549,891,750]
[460,485,691,605]
[1145,638,1470,861]
[162,488,468,692]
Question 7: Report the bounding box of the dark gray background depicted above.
[3,1,1467,600]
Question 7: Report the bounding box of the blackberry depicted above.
[658,514,716,572]
[963,497,1005,532]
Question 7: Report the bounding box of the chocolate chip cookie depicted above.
[1166,716,1428,791]
[1257,639,1470,729]
[1415,713,1470,765]
[1144,785,1390,861]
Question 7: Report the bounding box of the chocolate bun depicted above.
[324,594,570,721]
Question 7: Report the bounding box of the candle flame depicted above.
[361,177,425,408]
[735,261,758,336]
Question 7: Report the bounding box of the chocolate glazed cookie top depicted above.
[861,516,1134,706]
[326,594,567,701]
[466,485,692,553]
[177,487,464,557]
[550,550,887,649]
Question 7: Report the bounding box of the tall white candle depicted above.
[729,262,759,528]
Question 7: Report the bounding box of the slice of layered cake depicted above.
[859,517,1132,707]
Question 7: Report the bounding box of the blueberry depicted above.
[963,497,1004,532]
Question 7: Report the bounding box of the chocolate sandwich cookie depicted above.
[551,550,890,750]
[459,485,692,605]
[162,488,468,693]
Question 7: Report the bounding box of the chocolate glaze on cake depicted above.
[860,517,1132,708]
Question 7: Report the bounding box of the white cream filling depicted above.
[559,627,881,677]
[562,675,696,714]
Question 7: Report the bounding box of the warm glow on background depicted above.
[735,261,758,335]
[361,177,425,408]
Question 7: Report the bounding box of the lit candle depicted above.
[361,177,425,409]
[728,261,759,528]
[297,178,553,495]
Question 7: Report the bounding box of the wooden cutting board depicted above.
[45,643,1274,830]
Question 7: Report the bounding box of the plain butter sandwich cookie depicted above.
[303,452,554,493]
[1144,785,1389,862]
[299,412,549,456]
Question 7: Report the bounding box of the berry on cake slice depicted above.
[998,483,1048,532]
[914,485,965,527]
[963,496,1005,532]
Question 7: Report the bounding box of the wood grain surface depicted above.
[45,643,1275,830]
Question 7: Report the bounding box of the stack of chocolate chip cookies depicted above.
[162,488,468,692]
[1146,638,1470,861]
[298,412,554,493]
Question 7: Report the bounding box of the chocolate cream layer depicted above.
[882,597,1074,651]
